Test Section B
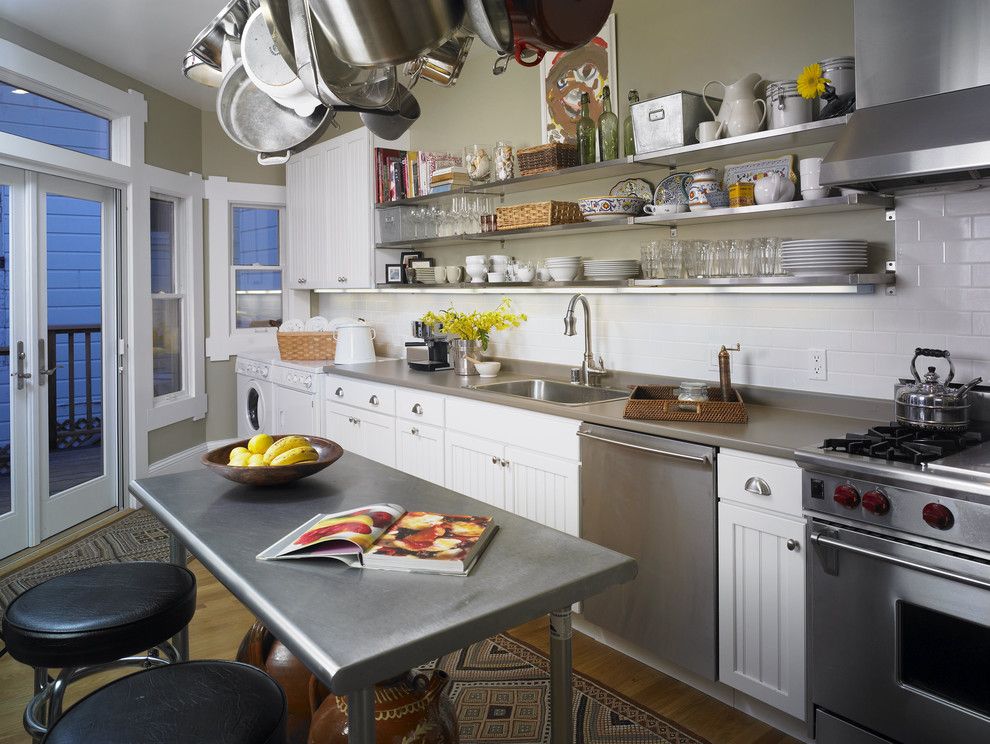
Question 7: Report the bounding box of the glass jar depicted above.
[464,144,492,182]
[678,381,710,402]
[494,141,514,181]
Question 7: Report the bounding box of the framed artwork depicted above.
[539,14,617,152]
[385,264,405,284]
[399,250,424,283]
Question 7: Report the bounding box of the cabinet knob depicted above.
[335,387,344,397]
[411,403,423,415]
[369,395,379,406]
[410,427,419,436]
[786,539,799,552]
[297,278,306,284]
[491,455,499,465]
[744,477,771,496]
[501,458,509,468]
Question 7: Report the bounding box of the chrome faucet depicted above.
[563,293,608,386]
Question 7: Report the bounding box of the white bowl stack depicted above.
[546,255,582,282]
[582,258,641,280]
[780,239,868,275]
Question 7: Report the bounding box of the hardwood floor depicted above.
[0,560,798,744]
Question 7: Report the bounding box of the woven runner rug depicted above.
[0,510,710,744]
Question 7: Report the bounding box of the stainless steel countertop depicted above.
[326,361,883,459]
[130,453,636,694]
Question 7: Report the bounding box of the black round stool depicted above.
[43,660,287,744]
[1,561,196,741]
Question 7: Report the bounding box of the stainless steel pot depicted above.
[404,33,473,88]
[359,84,421,140]
[894,348,982,431]
[307,0,465,67]
[188,0,254,71]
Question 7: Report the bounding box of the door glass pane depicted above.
[234,270,282,328]
[0,82,111,159]
[46,193,104,495]
[152,298,182,397]
[0,185,9,516]
[232,206,279,265]
[150,197,175,293]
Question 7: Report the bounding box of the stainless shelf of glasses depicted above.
[633,193,894,226]
[629,272,895,294]
[375,217,643,249]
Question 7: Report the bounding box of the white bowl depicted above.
[549,266,578,282]
[487,271,507,282]
[515,267,535,282]
[473,361,501,378]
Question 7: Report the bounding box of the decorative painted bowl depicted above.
[202,435,343,486]
[578,195,647,221]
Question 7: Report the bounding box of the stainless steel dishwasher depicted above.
[578,422,717,680]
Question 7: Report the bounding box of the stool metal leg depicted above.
[168,533,190,661]
[347,687,376,744]
[29,668,48,744]
[549,608,574,744]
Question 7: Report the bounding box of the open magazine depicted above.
[256,503,497,575]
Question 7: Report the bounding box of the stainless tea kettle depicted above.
[894,348,982,431]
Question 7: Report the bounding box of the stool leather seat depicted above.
[43,661,287,744]
[2,562,196,668]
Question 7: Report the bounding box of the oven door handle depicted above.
[811,532,990,591]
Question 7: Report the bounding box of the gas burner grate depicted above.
[822,422,983,465]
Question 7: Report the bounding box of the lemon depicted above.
[228,446,250,463]
[248,433,274,455]
[247,453,266,467]
[228,451,252,467]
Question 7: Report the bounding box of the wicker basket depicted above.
[517,143,578,176]
[496,201,585,231]
[276,331,336,361]
[623,386,748,424]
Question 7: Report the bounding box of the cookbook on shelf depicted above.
[256,503,497,576]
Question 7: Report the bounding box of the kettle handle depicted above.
[911,348,954,383]
[702,80,724,120]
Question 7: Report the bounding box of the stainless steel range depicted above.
[796,422,990,744]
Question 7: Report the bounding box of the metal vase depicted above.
[450,339,483,376]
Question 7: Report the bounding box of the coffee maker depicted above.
[407,321,452,372]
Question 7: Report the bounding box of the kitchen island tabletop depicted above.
[130,452,636,744]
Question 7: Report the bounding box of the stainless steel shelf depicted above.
[634,116,851,169]
[633,193,893,226]
[375,217,642,249]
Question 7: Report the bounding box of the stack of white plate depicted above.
[415,266,440,283]
[780,239,868,276]
[582,259,641,281]
[546,256,582,282]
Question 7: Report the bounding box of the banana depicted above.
[263,436,311,465]
[271,446,319,467]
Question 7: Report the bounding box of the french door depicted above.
[0,166,120,559]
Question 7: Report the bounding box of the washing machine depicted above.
[270,360,324,436]
[235,355,275,438]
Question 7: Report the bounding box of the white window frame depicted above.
[146,167,206,429]
[206,176,286,361]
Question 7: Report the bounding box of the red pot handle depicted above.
[514,40,545,67]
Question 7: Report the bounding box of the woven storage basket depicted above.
[276,331,336,361]
[517,143,578,176]
[623,385,748,423]
[496,201,585,231]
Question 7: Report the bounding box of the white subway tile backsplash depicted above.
[975,314,990,336]
[919,216,972,241]
[917,263,972,287]
[944,188,990,215]
[897,193,946,218]
[972,264,990,286]
[944,239,990,263]
[973,215,990,238]
[896,240,944,264]
[916,311,973,335]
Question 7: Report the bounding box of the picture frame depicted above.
[385,264,405,284]
[399,251,424,283]
[539,13,617,153]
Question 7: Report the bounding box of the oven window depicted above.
[900,602,990,717]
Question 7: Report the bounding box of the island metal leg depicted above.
[348,687,376,744]
[168,534,189,661]
[549,608,573,744]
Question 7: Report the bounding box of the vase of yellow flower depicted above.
[420,299,527,376]
[796,60,856,119]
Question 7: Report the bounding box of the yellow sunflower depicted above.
[796,63,831,99]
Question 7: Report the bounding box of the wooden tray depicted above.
[623,385,748,423]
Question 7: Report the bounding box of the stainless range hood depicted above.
[821,0,990,189]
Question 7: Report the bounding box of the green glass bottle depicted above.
[598,85,619,162]
[623,89,639,157]
[576,92,596,166]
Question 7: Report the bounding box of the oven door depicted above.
[810,521,990,744]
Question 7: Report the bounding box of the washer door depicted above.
[246,383,265,433]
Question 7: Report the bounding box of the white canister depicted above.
[817,56,855,117]
[333,323,377,365]
[766,80,812,130]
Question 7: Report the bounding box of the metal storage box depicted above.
[631,90,718,153]
[375,206,413,244]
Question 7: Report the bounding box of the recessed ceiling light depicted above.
[10,88,29,95]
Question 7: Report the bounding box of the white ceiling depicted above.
[0,0,223,110]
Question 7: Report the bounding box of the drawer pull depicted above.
[369,395,379,406]
[411,403,423,415]
[500,458,509,468]
[410,427,419,436]
[744,476,771,496]
[786,539,799,552]
[334,387,344,397]
[491,455,499,465]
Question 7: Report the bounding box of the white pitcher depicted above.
[703,73,767,138]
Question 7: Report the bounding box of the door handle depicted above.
[37,339,57,386]
[576,431,711,463]
[11,341,31,390]
[744,477,771,496]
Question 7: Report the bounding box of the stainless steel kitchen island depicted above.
[129,451,637,744]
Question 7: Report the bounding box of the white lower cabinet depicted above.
[325,404,395,467]
[444,430,509,510]
[717,500,806,719]
[395,421,445,486]
[274,386,321,437]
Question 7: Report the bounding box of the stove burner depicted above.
[822,423,983,465]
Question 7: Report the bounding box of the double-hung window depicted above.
[231,205,283,331]
[150,194,183,398]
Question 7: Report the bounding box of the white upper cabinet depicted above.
[286,127,375,289]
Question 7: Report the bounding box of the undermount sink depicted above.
[471,379,630,406]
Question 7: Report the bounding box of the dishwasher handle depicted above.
[576,430,711,464]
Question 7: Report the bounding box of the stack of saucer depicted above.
[780,239,868,275]
[582,259,641,281]
[546,255,582,282]
[414,266,440,284]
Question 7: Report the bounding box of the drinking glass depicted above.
[641,241,660,279]
[736,238,755,277]
[663,240,684,279]
[425,205,440,238]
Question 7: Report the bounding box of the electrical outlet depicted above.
[809,349,828,380]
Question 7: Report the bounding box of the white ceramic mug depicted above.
[799,157,824,189]
[695,120,724,143]
[445,266,463,283]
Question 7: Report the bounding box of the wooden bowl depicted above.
[202,435,344,486]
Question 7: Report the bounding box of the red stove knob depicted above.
[833,484,860,508]
[922,503,954,530]
[862,489,891,515]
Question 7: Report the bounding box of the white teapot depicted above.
[704,73,767,138]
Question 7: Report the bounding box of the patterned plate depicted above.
[609,177,654,201]
[654,172,691,205]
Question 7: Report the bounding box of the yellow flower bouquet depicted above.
[421,298,527,352]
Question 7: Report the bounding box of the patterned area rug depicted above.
[0,509,170,610]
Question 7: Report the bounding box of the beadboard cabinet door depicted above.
[444,430,508,511]
[718,501,806,720]
[396,421,444,486]
[504,446,579,536]
[355,408,396,467]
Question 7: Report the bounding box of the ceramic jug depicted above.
[686,167,721,211]
[703,73,767,138]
